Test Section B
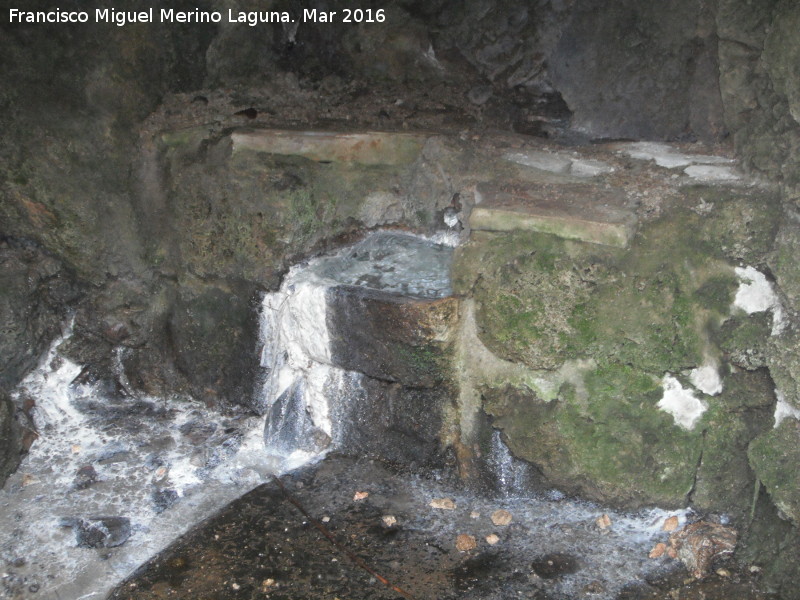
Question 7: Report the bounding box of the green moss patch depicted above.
[749,418,800,526]
[485,363,703,507]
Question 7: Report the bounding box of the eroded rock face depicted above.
[550,0,725,141]
[749,418,800,527]
[0,240,82,391]
[0,392,21,485]
[454,176,784,508]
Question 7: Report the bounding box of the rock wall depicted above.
[1,3,800,593]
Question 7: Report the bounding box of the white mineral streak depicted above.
[619,142,735,170]
[734,266,785,335]
[658,375,707,430]
[569,157,615,177]
[689,362,723,396]
[774,390,800,428]
[684,165,740,181]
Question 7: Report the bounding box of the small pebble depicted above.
[649,542,667,559]
[231,582,240,590]
[321,516,331,523]
[486,533,500,545]
[456,534,477,552]
[596,514,612,529]
[430,498,456,510]
[491,509,512,526]
[353,491,369,501]
[470,511,480,519]
[382,515,397,527]
[663,515,680,531]
[716,568,731,577]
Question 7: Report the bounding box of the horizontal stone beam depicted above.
[470,182,636,247]
[230,129,427,166]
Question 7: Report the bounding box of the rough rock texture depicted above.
[748,419,800,527]
[0,239,82,391]
[483,369,702,508]
[328,287,459,387]
[550,0,725,141]
[453,180,782,508]
[0,391,21,485]
[740,485,800,599]
[691,369,775,518]
[335,376,450,469]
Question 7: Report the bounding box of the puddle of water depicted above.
[107,455,694,600]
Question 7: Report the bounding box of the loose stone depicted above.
[491,509,513,526]
[486,533,500,545]
[668,521,737,579]
[596,514,612,529]
[456,534,477,552]
[662,515,680,531]
[430,498,456,510]
[353,491,369,501]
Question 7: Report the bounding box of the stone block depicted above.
[230,129,427,166]
[469,182,635,247]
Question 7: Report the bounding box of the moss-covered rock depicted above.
[766,327,800,413]
[485,363,703,507]
[453,184,787,507]
[455,186,774,378]
[772,213,800,311]
[715,312,772,370]
[160,131,418,284]
[453,231,616,370]
[577,207,747,374]
[749,417,800,526]
[691,369,776,518]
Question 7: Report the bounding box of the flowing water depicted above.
[2,231,694,600]
[256,231,455,468]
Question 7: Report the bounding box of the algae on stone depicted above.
[485,363,703,507]
[749,417,800,526]
[453,231,615,370]
[691,370,775,518]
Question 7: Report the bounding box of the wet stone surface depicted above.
[108,455,773,600]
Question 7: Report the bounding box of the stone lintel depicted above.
[230,129,427,165]
[470,182,636,247]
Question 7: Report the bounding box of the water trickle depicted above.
[488,429,535,497]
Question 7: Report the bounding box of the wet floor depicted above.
[108,455,775,600]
